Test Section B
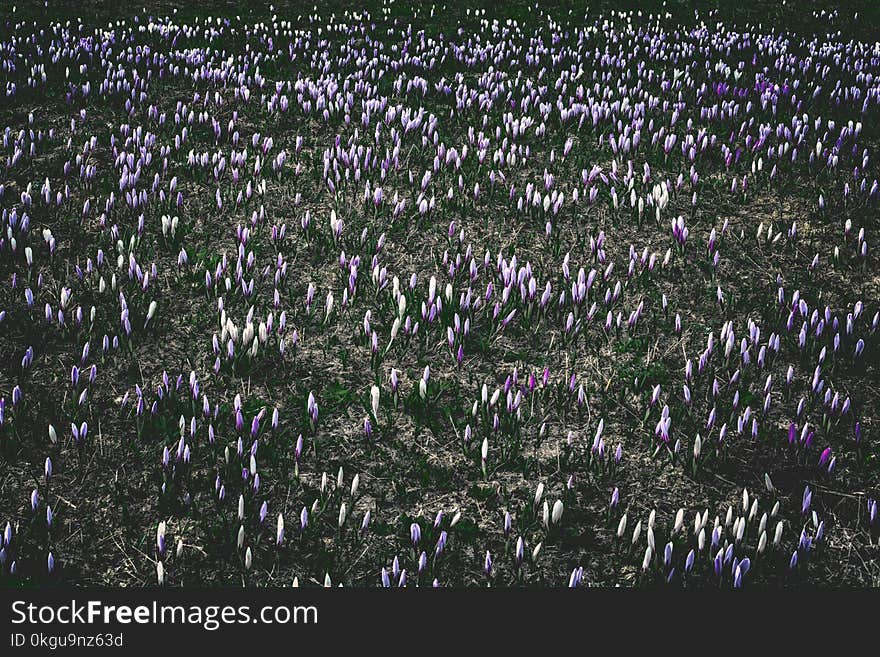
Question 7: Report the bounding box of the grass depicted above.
[0,0,878,588]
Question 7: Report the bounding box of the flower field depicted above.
[0,0,879,588]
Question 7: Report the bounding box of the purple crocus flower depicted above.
[685,549,695,573]
[802,486,812,515]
